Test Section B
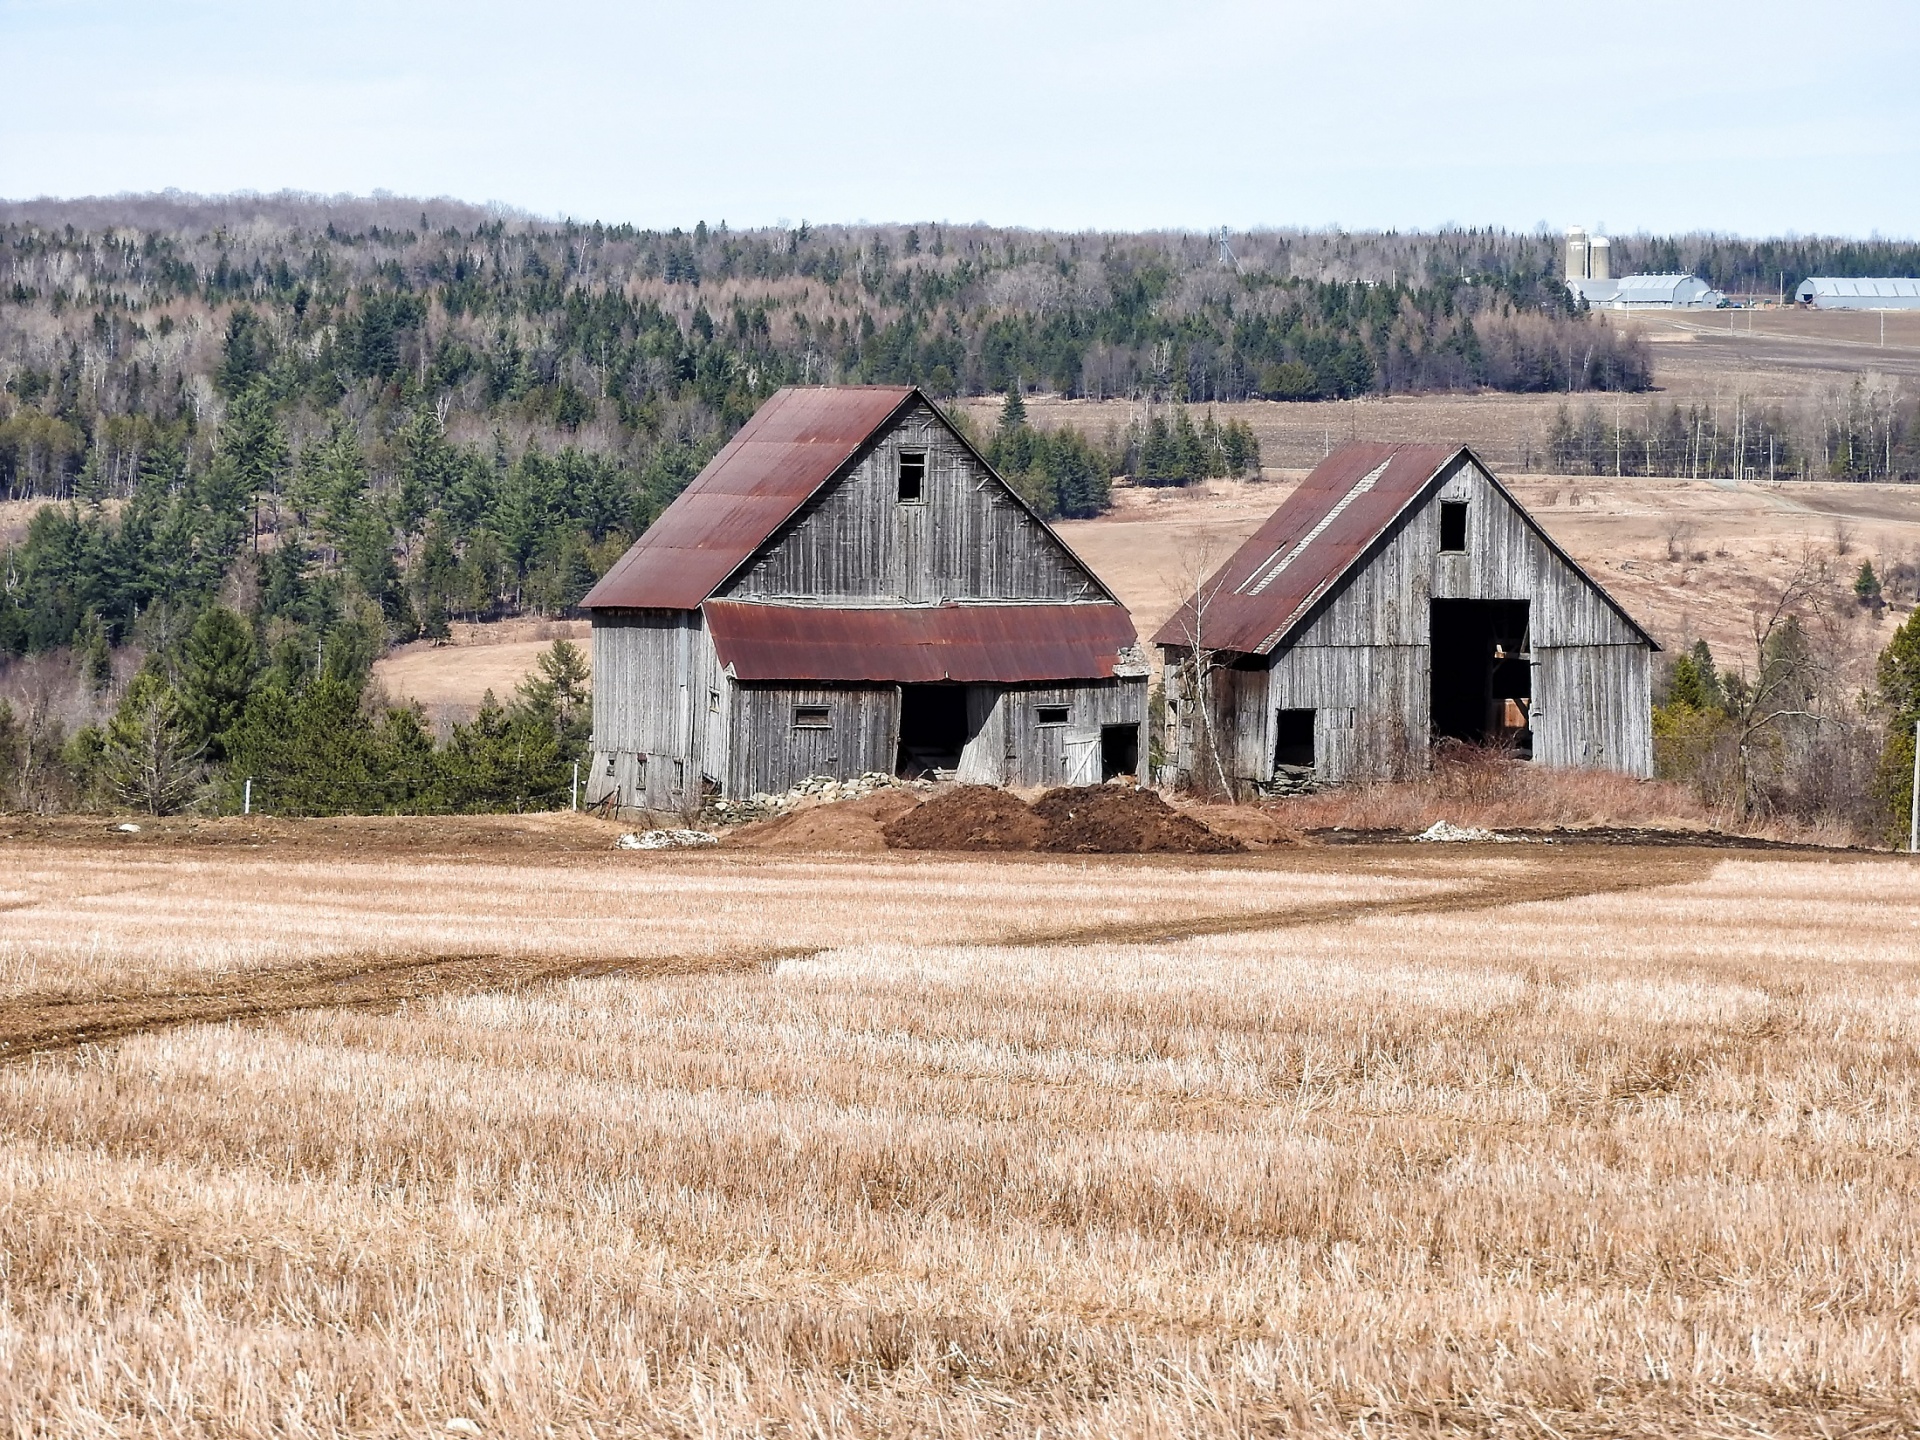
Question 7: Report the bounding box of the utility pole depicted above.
[1911,718,1918,855]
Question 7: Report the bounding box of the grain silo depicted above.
[1564,227,1590,282]
[1587,235,1611,281]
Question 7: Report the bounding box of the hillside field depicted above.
[0,821,1916,1435]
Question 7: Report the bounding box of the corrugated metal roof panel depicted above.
[705,601,1138,683]
[1152,443,1462,656]
[582,385,917,610]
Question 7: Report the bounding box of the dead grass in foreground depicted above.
[0,841,1916,1436]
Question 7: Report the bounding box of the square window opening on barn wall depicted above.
[1274,709,1315,768]
[1035,705,1070,726]
[897,451,926,503]
[1440,501,1468,552]
[792,705,831,729]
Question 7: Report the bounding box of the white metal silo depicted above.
[1588,235,1611,281]
[1565,227,1590,282]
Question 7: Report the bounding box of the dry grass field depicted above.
[1,823,1917,1437]
[370,619,591,726]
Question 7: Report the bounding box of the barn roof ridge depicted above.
[581,383,1123,613]
[1152,441,1655,656]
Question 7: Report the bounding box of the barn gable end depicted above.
[1156,442,1655,788]
[717,397,1110,606]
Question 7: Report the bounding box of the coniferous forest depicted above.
[4,194,1919,815]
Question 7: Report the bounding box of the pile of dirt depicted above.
[881,784,1244,855]
[726,787,925,852]
[1029,786,1244,854]
[879,786,1053,852]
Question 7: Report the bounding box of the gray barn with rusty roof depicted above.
[1153,442,1655,789]
[580,385,1147,810]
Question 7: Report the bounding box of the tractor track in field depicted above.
[0,848,1718,1062]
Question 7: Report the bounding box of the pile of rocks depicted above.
[706,772,930,826]
[1411,820,1522,843]
[616,829,719,850]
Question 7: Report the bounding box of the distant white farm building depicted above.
[1795,277,1920,310]
[1562,226,1724,310]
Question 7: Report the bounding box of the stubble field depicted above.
[1,821,1917,1436]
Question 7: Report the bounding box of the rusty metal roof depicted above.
[1153,443,1462,656]
[1153,441,1656,656]
[582,385,918,610]
[705,601,1138,683]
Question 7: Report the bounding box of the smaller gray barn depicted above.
[1155,442,1657,789]
[581,385,1147,809]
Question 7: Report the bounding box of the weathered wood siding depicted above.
[719,399,1107,605]
[995,679,1146,788]
[726,684,898,797]
[586,609,724,811]
[1532,644,1651,771]
[1167,456,1654,785]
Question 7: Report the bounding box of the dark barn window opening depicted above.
[897,451,926,502]
[1100,724,1138,780]
[1035,705,1070,726]
[1274,708,1316,768]
[792,704,831,729]
[1430,599,1532,756]
[897,683,975,776]
[1439,500,1469,552]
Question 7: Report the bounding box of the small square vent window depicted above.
[1035,705,1070,726]
[792,705,831,729]
[897,451,926,502]
[1439,500,1468,552]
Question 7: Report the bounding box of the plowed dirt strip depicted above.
[0,847,1717,1062]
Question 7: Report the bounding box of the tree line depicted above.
[0,609,590,817]
[1536,381,1919,483]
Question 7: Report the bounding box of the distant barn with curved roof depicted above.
[1795,277,1920,310]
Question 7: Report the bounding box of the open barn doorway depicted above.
[896,684,976,777]
[1430,600,1533,756]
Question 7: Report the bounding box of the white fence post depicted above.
[242,777,252,817]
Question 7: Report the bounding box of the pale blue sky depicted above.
[3,0,1915,236]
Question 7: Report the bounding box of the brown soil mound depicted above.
[880,786,1052,852]
[1030,786,1244,854]
[883,784,1244,855]
[726,788,924,852]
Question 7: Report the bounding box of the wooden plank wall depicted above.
[1166,457,1655,786]
[727,684,898,797]
[587,610,723,811]
[719,400,1108,605]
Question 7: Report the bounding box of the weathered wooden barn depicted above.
[1154,442,1656,788]
[581,385,1148,808]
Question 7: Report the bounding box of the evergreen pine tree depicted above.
[1874,608,1920,839]
[178,606,258,760]
[999,384,1026,432]
[1855,559,1883,605]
